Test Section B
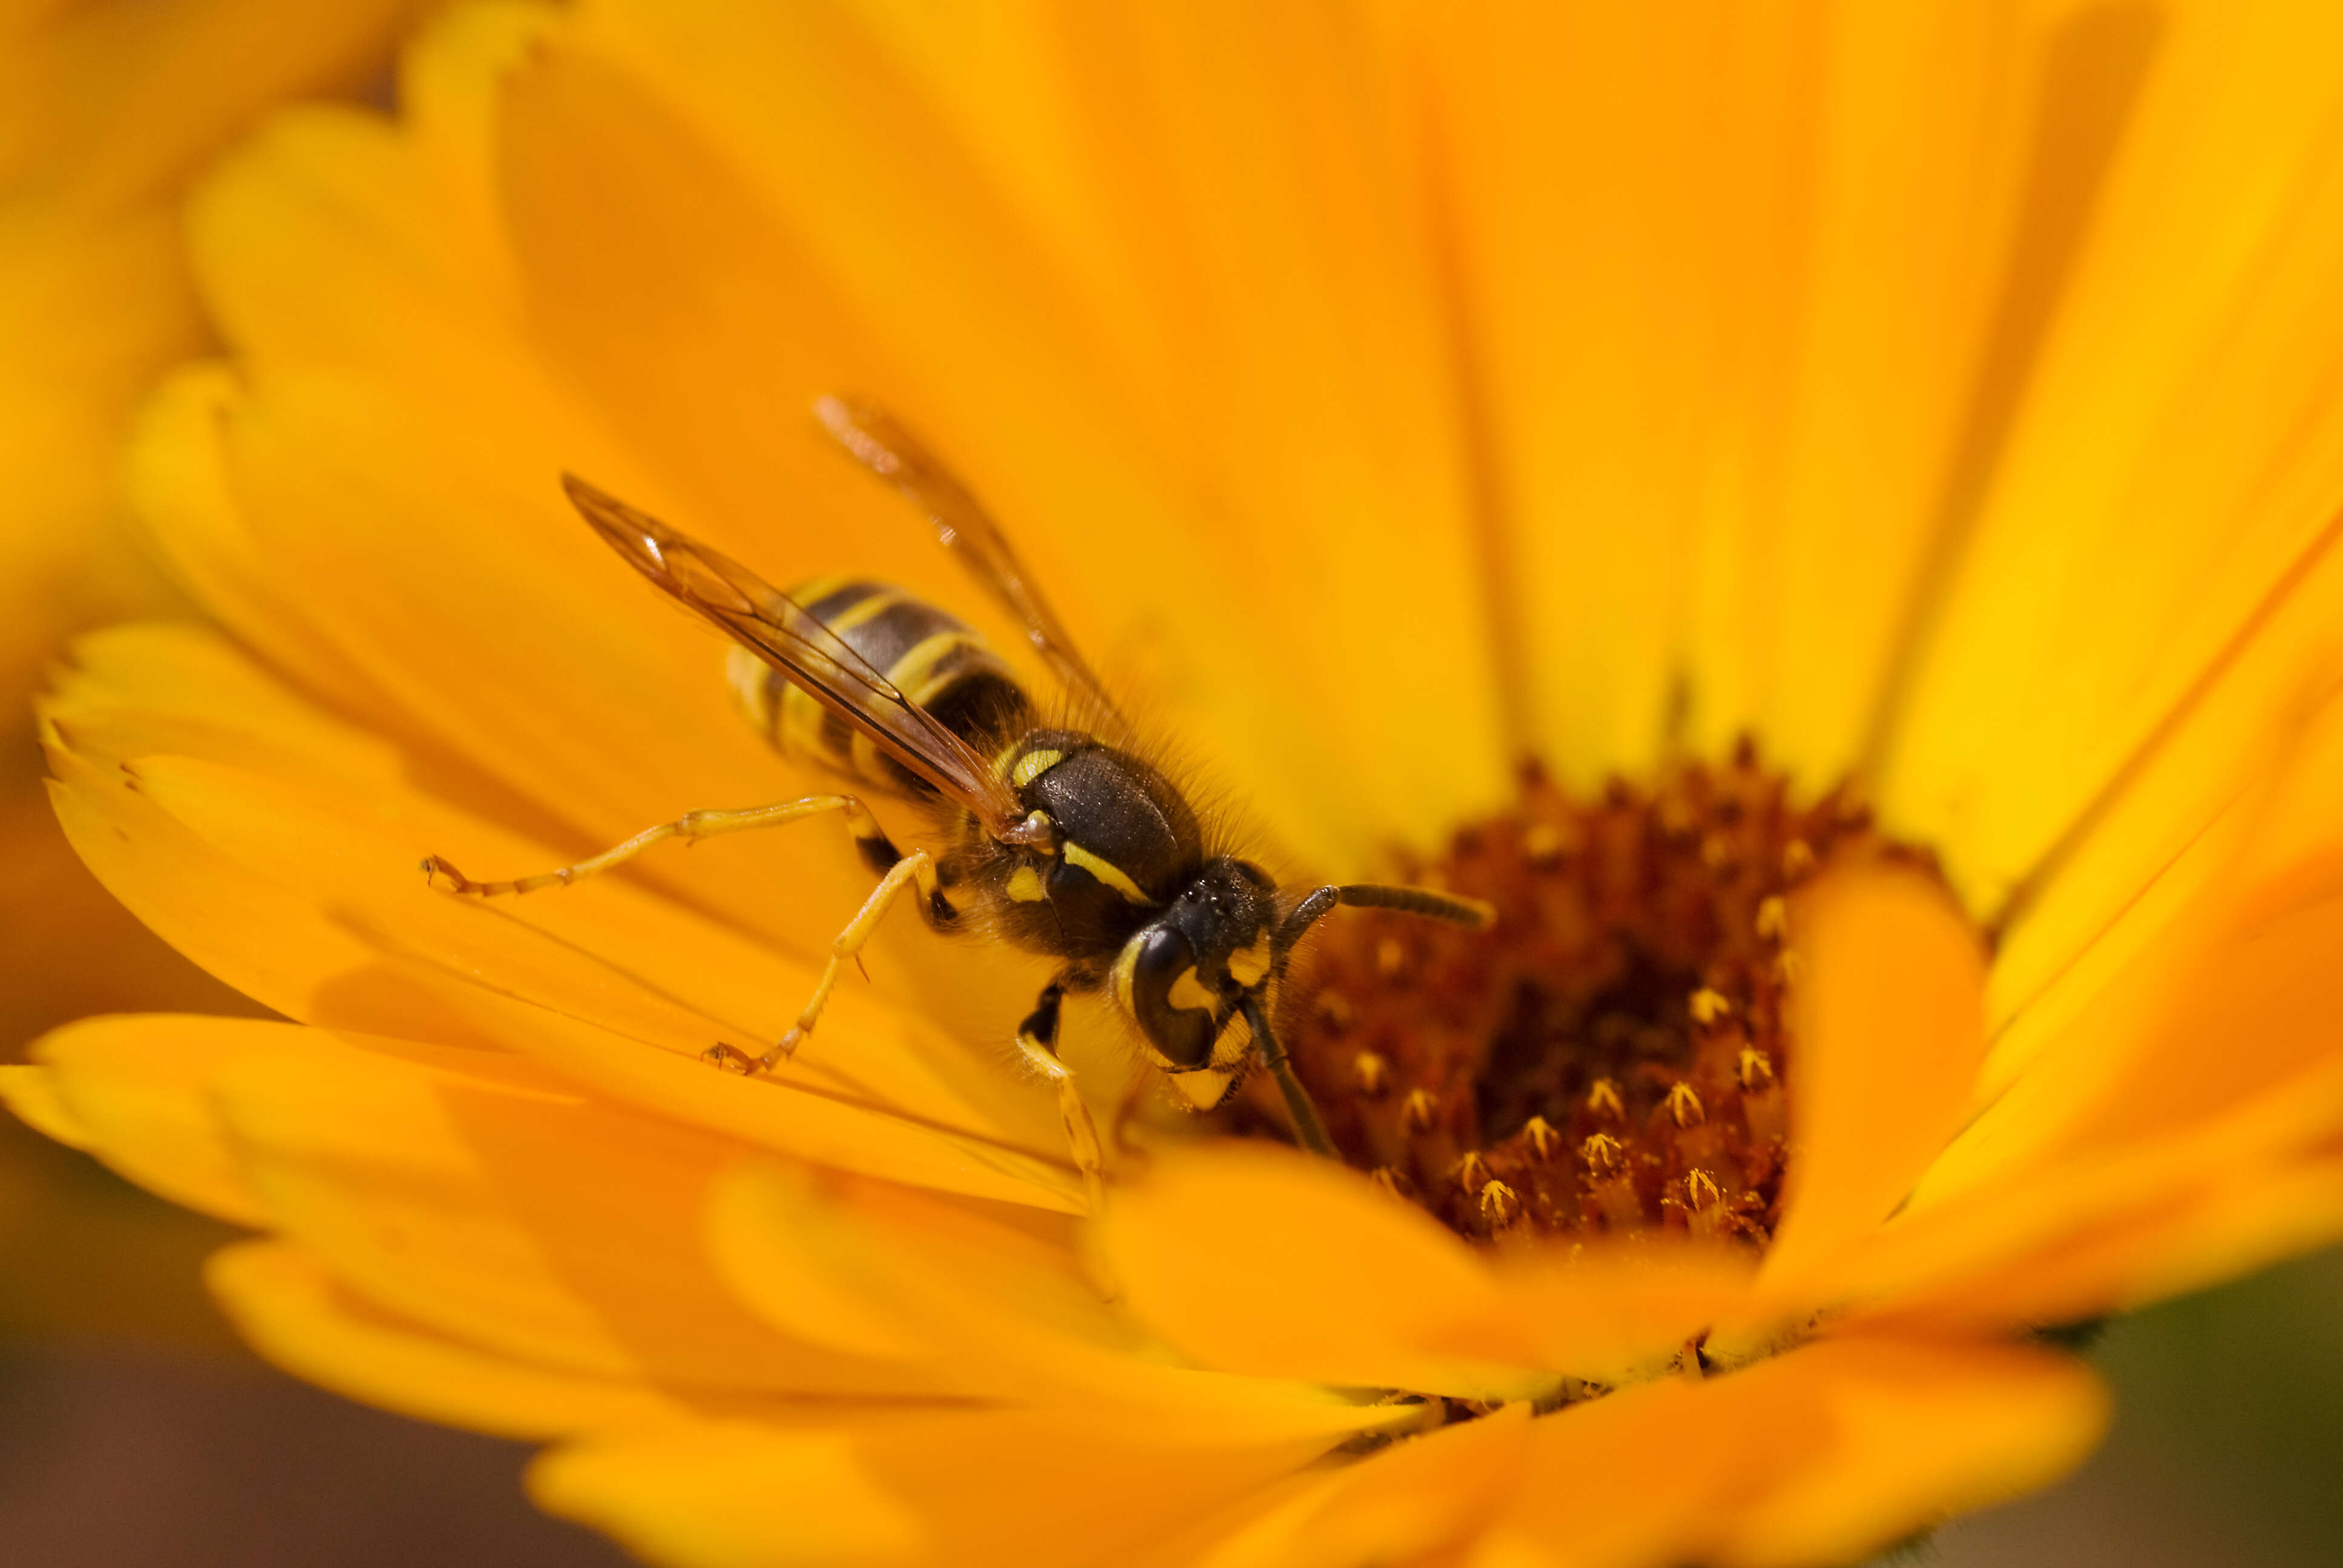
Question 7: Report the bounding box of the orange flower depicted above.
[13,4,2343,1565]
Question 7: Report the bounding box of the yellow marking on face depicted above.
[1063,842,1153,903]
[1109,930,1145,1011]
[1210,1010,1254,1070]
[1011,748,1066,789]
[1226,936,1274,989]
[1167,1069,1236,1110]
[1006,865,1048,903]
[1166,966,1216,1013]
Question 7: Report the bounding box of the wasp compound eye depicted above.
[1126,926,1219,1072]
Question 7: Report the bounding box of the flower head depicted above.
[14,4,2343,1566]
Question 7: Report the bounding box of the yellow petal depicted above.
[158,93,1047,1026]
[206,1030,962,1400]
[552,0,1512,867]
[1762,867,1987,1290]
[210,1240,706,1439]
[24,1012,295,1226]
[530,1405,1340,1568]
[1199,1403,1535,1568]
[1919,832,2343,1219]
[1098,1141,1746,1400]
[710,1159,1417,1443]
[1,0,412,1048]
[1880,4,2343,985]
[160,9,917,964]
[1099,1141,1542,1399]
[1712,1338,2107,1568]
[1400,5,2180,801]
[1819,1060,2343,1331]
[0,1063,93,1151]
[1210,1336,2103,1568]
[1973,519,2343,1102]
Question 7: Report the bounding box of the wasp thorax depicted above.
[1239,745,1939,1249]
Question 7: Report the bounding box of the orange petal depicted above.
[1818,1061,2343,1331]
[1881,6,2343,990]
[0,0,410,699]
[205,1028,964,1400]
[1099,1142,1745,1400]
[1098,1141,1543,1400]
[1918,834,2343,1221]
[1199,1403,1535,1568]
[160,11,920,967]
[1762,867,1987,1290]
[0,1064,93,1152]
[1711,1338,2107,1568]
[22,1012,302,1226]
[710,1159,1420,1443]
[549,0,1513,869]
[1212,1336,2103,1568]
[530,1405,1340,1568]
[209,1240,708,1439]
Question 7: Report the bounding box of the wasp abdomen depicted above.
[729,577,1029,795]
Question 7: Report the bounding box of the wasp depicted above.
[424,398,1489,1192]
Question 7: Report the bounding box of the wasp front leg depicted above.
[706,847,958,1078]
[1012,976,1107,1215]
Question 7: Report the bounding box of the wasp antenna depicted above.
[1336,884,1494,929]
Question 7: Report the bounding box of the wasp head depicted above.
[1111,857,1280,1107]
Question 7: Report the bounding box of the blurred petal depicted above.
[211,1239,710,1439]
[1210,1337,2103,1568]
[1100,1142,1748,1400]
[0,0,413,1045]
[1762,868,1987,1290]
[203,1025,963,1399]
[710,1159,1418,1443]
[531,1405,1340,1568]
[23,1013,281,1225]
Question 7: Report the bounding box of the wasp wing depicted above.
[562,473,1027,840]
[814,397,1126,731]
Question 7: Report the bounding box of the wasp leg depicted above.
[424,794,909,900]
[1107,1068,1155,1157]
[1012,978,1107,1215]
[704,849,949,1081]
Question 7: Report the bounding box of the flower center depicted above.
[1244,743,1929,1247]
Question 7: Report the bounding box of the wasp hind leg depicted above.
[424,793,909,900]
[1012,976,1108,1215]
[704,846,957,1078]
